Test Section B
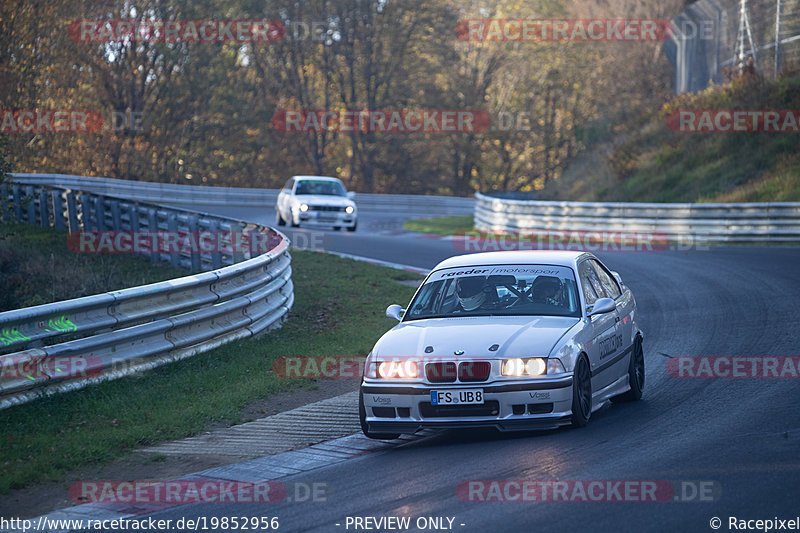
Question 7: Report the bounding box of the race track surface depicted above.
[138,203,800,533]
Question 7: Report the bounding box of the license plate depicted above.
[430,389,484,405]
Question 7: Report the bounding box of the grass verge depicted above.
[540,77,800,202]
[0,249,421,493]
[0,223,184,312]
[403,215,474,235]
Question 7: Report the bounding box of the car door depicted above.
[589,258,633,350]
[578,260,621,391]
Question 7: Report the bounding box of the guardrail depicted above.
[10,173,476,215]
[474,192,800,243]
[0,182,294,409]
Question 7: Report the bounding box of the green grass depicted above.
[0,223,184,312]
[0,249,421,493]
[540,77,800,203]
[613,126,800,203]
[403,215,475,235]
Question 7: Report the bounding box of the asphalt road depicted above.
[134,203,800,533]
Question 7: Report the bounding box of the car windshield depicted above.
[294,180,346,196]
[405,264,581,320]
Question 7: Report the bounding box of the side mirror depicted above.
[386,304,404,321]
[587,297,616,318]
[611,271,622,285]
[346,191,356,200]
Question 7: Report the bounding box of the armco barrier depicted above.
[474,192,800,244]
[0,182,294,409]
[10,173,476,215]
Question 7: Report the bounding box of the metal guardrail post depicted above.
[26,186,36,224]
[80,193,92,231]
[231,222,245,264]
[188,214,201,271]
[12,184,22,222]
[147,208,159,263]
[129,202,140,235]
[66,192,79,232]
[167,211,180,267]
[94,196,105,231]
[247,227,262,258]
[209,218,222,269]
[39,188,49,228]
[52,190,65,231]
[110,199,121,230]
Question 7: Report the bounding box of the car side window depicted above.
[590,260,622,299]
[282,178,293,191]
[578,262,604,304]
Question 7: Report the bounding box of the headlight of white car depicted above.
[501,357,565,377]
[299,203,309,212]
[364,353,418,379]
[378,360,418,379]
[345,206,355,214]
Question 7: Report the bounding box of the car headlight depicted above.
[375,360,418,379]
[345,205,355,214]
[502,358,526,376]
[525,358,546,376]
[299,203,309,212]
[502,357,549,377]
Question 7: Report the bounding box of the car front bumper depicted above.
[361,376,574,433]
[298,211,356,227]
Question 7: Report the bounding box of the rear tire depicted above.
[611,335,644,403]
[571,355,592,428]
[359,391,400,440]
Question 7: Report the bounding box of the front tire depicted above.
[275,209,286,226]
[359,391,400,440]
[571,355,592,428]
[346,221,357,232]
[611,335,644,403]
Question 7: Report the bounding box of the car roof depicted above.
[291,175,343,183]
[432,251,591,271]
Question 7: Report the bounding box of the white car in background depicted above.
[275,176,357,231]
[359,251,644,439]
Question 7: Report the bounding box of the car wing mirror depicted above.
[386,304,404,321]
[587,297,616,318]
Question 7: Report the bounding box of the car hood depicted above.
[293,194,355,208]
[373,315,580,359]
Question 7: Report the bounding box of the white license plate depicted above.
[430,389,484,405]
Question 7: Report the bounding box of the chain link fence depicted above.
[666,0,800,93]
